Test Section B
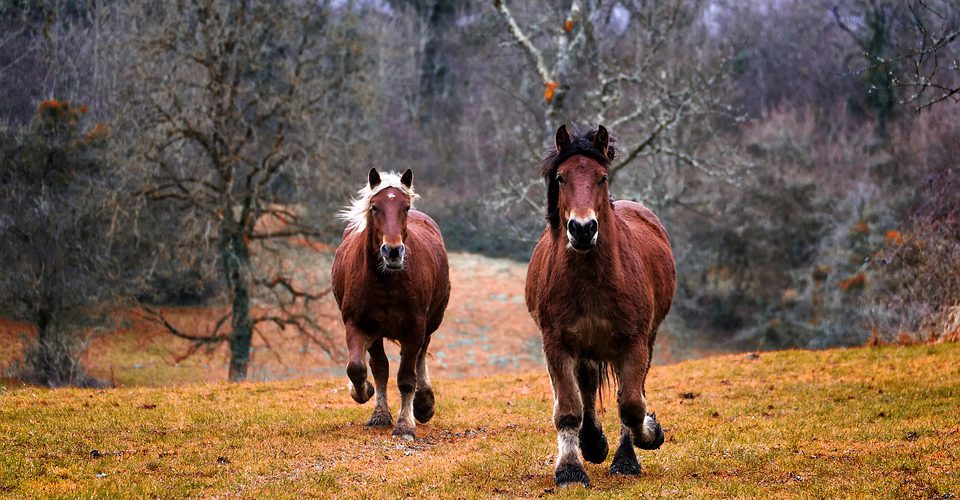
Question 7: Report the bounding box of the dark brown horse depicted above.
[332,168,450,440]
[526,125,676,486]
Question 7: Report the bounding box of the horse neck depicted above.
[360,226,383,275]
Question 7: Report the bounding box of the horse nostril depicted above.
[388,246,401,259]
[380,244,390,257]
[587,220,598,234]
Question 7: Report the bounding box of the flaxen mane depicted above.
[338,171,420,233]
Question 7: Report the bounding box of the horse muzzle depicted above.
[567,218,598,252]
[380,243,406,270]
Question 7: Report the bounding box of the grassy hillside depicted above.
[1,343,958,498]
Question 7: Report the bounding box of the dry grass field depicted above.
[2,342,958,498]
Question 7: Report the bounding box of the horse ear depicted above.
[368,168,381,189]
[555,124,571,151]
[593,125,609,158]
[400,168,413,188]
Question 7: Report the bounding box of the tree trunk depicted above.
[222,225,254,382]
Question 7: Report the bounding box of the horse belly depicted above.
[565,314,624,360]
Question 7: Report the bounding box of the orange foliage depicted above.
[838,272,867,292]
[38,99,64,112]
[851,221,869,235]
[564,19,574,32]
[84,122,109,142]
[544,81,559,102]
[884,229,903,245]
[78,104,88,114]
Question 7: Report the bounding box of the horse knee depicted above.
[346,361,367,386]
[619,399,646,429]
[555,413,582,432]
[397,373,416,395]
[347,361,373,404]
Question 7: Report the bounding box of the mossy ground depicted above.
[2,343,958,498]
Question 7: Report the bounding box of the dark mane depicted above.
[539,127,617,230]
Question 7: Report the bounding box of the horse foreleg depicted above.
[392,340,421,441]
[545,342,589,487]
[413,340,435,423]
[576,359,609,464]
[366,338,392,427]
[345,324,374,404]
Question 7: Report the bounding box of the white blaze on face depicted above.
[382,236,403,248]
[387,193,396,199]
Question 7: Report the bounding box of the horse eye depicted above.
[556,174,564,184]
[370,206,378,214]
[404,206,410,212]
[599,175,608,185]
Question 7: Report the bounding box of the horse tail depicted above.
[595,361,619,413]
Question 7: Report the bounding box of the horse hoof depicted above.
[610,456,642,476]
[634,413,665,450]
[413,389,435,423]
[555,463,590,488]
[391,422,415,441]
[579,424,609,464]
[366,411,393,428]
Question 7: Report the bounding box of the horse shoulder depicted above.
[407,210,450,287]
[332,228,363,307]
[525,229,552,323]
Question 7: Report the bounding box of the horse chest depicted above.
[345,281,425,337]
[537,268,641,358]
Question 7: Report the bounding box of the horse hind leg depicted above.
[345,325,374,405]
[366,338,393,427]
[576,359,609,464]
[413,341,435,424]
[610,423,642,476]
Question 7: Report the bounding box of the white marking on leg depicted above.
[417,356,431,390]
[556,427,581,468]
[397,391,415,440]
[642,414,657,442]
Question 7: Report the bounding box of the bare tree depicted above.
[131,0,374,381]
[492,0,733,178]
[892,0,960,111]
[0,100,144,387]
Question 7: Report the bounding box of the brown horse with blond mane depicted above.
[526,124,676,487]
[332,168,450,440]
